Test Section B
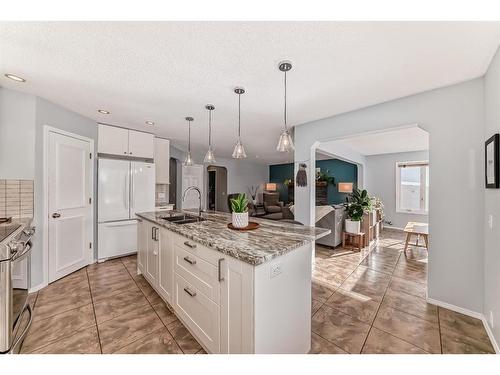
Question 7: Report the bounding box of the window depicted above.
[396,161,429,214]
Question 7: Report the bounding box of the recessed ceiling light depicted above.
[97,109,110,114]
[145,121,155,126]
[4,73,26,82]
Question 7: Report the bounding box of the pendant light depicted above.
[184,116,194,166]
[203,104,217,163]
[276,60,295,152]
[232,87,247,159]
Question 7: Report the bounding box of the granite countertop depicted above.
[136,210,330,266]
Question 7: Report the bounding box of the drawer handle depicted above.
[184,241,196,249]
[184,287,197,297]
[183,256,196,265]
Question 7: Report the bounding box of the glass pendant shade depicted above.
[276,129,294,152]
[204,104,216,164]
[184,151,194,166]
[232,139,247,159]
[183,116,194,166]
[204,146,216,164]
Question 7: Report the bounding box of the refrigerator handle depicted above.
[130,167,135,210]
[124,173,129,211]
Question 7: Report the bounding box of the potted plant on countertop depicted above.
[230,193,249,228]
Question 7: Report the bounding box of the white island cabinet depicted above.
[137,212,328,354]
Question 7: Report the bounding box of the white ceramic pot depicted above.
[345,219,361,234]
[232,212,249,228]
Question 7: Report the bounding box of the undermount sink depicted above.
[159,214,206,224]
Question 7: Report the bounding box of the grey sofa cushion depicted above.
[266,205,282,213]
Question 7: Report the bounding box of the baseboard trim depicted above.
[383,226,404,231]
[427,297,499,354]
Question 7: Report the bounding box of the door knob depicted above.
[52,213,61,218]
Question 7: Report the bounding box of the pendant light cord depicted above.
[208,108,212,147]
[188,119,191,153]
[284,70,288,131]
[238,93,241,140]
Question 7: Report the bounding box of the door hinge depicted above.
[89,197,92,204]
[89,242,92,249]
[89,152,92,159]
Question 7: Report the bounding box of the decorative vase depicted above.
[345,219,361,234]
[232,212,249,228]
[371,210,377,224]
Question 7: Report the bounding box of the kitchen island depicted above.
[136,210,329,354]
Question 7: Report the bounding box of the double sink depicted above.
[159,213,206,225]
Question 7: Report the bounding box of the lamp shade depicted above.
[338,182,353,193]
[265,183,277,192]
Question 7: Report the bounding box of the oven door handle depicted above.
[10,304,33,353]
[11,241,32,262]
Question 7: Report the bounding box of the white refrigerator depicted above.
[98,159,155,260]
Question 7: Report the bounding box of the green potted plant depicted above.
[230,193,249,228]
[345,202,364,233]
[345,189,372,233]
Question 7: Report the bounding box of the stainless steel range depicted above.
[0,223,35,354]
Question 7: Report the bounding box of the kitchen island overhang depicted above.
[136,210,330,354]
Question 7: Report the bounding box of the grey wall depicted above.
[32,97,97,287]
[0,88,36,179]
[0,88,98,288]
[171,146,268,207]
[294,78,485,314]
[365,150,429,229]
[484,46,500,348]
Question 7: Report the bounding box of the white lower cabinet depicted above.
[174,273,220,353]
[157,228,174,304]
[137,221,147,274]
[137,219,312,354]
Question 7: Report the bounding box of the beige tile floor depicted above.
[21,229,495,354]
[311,229,495,354]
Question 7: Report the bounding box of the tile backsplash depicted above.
[155,183,169,207]
[0,179,34,219]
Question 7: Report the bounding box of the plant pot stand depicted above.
[342,231,365,252]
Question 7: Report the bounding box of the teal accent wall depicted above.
[269,159,357,204]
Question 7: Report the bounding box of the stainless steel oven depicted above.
[0,224,35,354]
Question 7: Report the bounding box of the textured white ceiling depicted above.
[0,22,499,164]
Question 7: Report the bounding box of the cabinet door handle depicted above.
[183,241,196,249]
[183,256,196,265]
[153,250,158,256]
[218,258,225,282]
[184,287,196,297]
[151,227,155,240]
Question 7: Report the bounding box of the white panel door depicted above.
[131,162,155,216]
[98,124,129,156]
[48,131,92,282]
[128,130,154,159]
[98,159,130,222]
[181,164,204,209]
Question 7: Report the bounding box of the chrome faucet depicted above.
[182,186,203,218]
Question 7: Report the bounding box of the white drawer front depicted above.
[172,233,220,266]
[174,244,220,304]
[174,273,220,353]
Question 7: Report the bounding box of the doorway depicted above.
[207,166,228,212]
[44,126,94,283]
[169,157,178,206]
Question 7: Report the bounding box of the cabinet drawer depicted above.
[172,233,220,266]
[174,273,220,353]
[174,244,220,304]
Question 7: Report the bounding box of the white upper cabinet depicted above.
[129,130,154,159]
[98,124,129,156]
[98,124,154,159]
[154,137,170,184]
